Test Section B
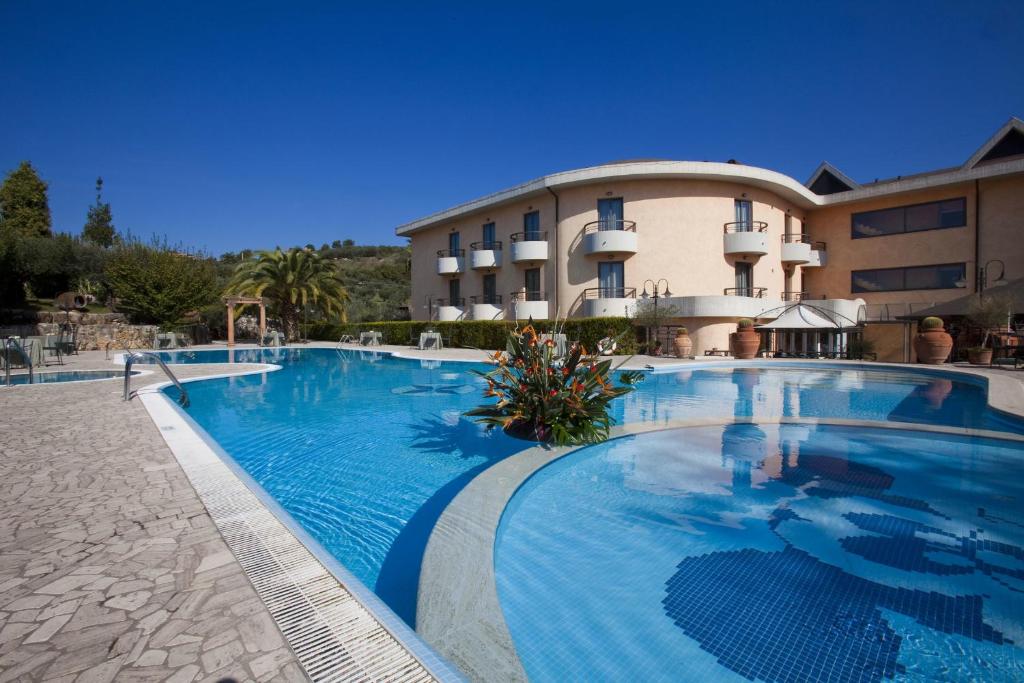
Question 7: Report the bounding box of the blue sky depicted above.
[2,1,1022,255]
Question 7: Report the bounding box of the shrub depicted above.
[920,316,944,330]
[737,318,754,328]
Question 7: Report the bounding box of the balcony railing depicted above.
[583,220,637,234]
[433,297,465,306]
[781,291,807,301]
[812,241,827,251]
[723,221,768,233]
[510,290,547,302]
[582,286,638,299]
[470,294,503,305]
[437,248,465,257]
[469,240,503,250]
[724,287,767,298]
[510,231,548,242]
[782,233,811,244]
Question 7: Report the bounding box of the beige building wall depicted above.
[978,175,1024,280]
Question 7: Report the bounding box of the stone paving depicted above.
[0,350,305,682]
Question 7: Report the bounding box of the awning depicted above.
[756,304,851,330]
[901,277,1024,319]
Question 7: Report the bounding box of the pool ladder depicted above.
[3,338,33,386]
[123,351,190,407]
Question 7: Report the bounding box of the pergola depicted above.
[223,296,267,347]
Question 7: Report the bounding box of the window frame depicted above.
[850,263,966,293]
[850,197,967,240]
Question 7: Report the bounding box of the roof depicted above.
[756,303,859,330]
[901,277,1024,319]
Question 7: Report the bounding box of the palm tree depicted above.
[227,247,349,340]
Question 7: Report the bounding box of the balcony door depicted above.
[597,198,623,231]
[525,268,541,300]
[734,199,753,231]
[448,278,460,305]
[449,232,460,253]
[483,273,497,303]
[482,222,495,246]
[524,211,540,240]
[599,261,624,298]
[735,262,753,296]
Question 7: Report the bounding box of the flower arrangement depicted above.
[465,322,643,445]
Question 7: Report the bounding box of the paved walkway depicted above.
[0,351,305,682]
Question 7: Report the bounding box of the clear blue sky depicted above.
[2,1,1022,256]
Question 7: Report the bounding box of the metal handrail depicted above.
[582,286,638,299]
[469,240,503,250]
[510,231,548,242]
[123,351,190,407]
[781,291,808,301]
[724,287,767,298]
[812,241,827,251]
[782,233,811,244]
[583,220,637,234]
[724,221,768,233]
[3,338,33,386]
[436,248,466,257]
[434,297,466,306]
[510,290,547,302]
[470,294,503,305]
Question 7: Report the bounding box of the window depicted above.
[851,263,966,293]
[523,211,540,239]
[448,278,460,304]
[525,268,541,299]
[448,232,460,252]
[734,200,753,231]
[597,198,623,231]
[598,261,624,297]
[851,198,966,239]
[734,262,753,295]
[482,222,495,245]
[483,273,497,303]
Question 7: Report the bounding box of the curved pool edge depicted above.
[416,417,1024,683]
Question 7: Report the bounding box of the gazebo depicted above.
[223,296,267,347]
[756,303,862,357]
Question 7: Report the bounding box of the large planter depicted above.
[504,419,551,443]
[673,331,693,358]
[967,348,993,366]
[914,328,953,364]
[731,328,760,360]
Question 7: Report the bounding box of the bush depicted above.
[305,317,640,353]
[920,316,944,330]
[737,318,754,328]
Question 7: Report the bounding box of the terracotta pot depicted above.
[673,332,693,358]
[913,328,953,364]
[967,348,993,365]
[731,327,760,360]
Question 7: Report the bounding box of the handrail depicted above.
[510,290,547,302]
[583,220,637,234]
[470,294,503,305]
[510,231,548,242]
[782,233,811,244]
[469,240,503,250]
[812,241,827,251]
[724,287,767,298]
[123,351,190,407]
[434,297,466,306]
[3,338,33,386]
[724,221,768,233]
[781,291,808,301]
[582,286,638,299]
[436,248,466,257]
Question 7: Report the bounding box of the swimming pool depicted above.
[495,424,1024,682]
[3,369,139,385]
[149,349,1024,679]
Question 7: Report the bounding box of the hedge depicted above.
[305,317,640,353]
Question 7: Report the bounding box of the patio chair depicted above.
[42,334,63,366]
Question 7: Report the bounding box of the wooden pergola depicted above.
[223,296,267,347]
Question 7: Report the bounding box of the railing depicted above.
[510,290,547,302]
[582,286,638,299]
[782,233,811,244]
[470,294,503,305]
[812,241,827,251]
[781,291,808,301]
[434,297,465,306]
[436,248,465,257]
[723,221,768,233]
[123,351,190,408]
[583,220,637,234]
[510,231,548,242]
[469,240,503,250]
[3,338,33,386]
[724,287,767,298]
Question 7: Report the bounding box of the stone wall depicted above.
[1,311,159,351]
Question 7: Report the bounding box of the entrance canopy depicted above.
[756,303,858,330]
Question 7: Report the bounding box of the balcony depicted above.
[723,221,768,256]
[583,221,638,256]
[470,241,502,269]
[434,297,465,321]
[781,291,808,302]
[582,286,637,318]
[510,291,550,320]
[470,294,504,321]
[781,234,812,264]
[724,287,767,298]
[804,241,827,268]
[510,231,549,263]
[436,248,465,275]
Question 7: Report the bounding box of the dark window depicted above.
[734,262,753,295]
[449,232,460,251]
[734,200,753,230]
[525,268,541,298]
[448,278,460,304]
[852,198,966,238]
[483,273,496,301]
[851,263,966,293]
[482,222,495,244]
[523,211,540,238]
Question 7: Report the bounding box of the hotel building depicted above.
[396,118,1024,361]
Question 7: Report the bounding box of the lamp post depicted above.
[955,259,1008,295]
[640,279,673,350]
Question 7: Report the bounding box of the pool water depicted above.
[4,369,136,385]
[495,425,1024,682]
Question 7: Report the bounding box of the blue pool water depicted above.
[151,348,1024,678]
[4,369,136,385]
[495,425,1024,682]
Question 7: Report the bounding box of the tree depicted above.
[82,177,116,247]
[227,247,350,340]
[105,239,218,326]
[342,238,354,247]
[0,161,52,238]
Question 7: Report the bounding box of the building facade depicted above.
[397,118,1024,360]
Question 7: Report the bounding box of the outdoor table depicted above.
[154,332,178,349]
[25,336,48,366]
[263,331,283,347]
[419,332,443,350]
[359,331,382,346]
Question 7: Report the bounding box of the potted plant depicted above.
[966,294,1012,365]
[731,318,760,359]
[914,316,953,364]
[465,322,643,445]
[673,327,693,358]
